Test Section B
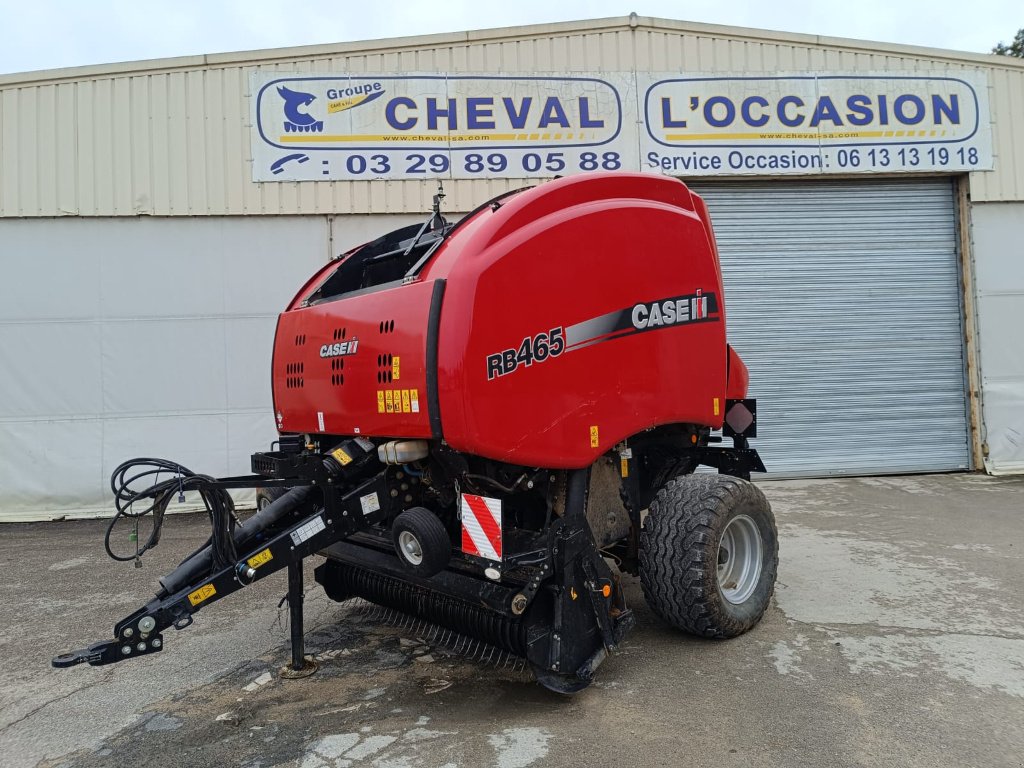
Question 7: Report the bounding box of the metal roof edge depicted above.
[0,16,632,86]
[2,14,1022,87]
[632,15,1024,70]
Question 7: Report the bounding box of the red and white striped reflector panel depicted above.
[460,493,502,562]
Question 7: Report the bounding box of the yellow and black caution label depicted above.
[331,447,353,466]
[376,388,422,416]
[589,425,600,448]
[187,583,217,607]
[392,356,400,381]
[247,548,273,569]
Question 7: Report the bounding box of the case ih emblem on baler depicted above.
[53,173,776,693]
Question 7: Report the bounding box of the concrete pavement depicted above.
[2,472,1023,767]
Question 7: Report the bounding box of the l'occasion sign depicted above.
[250,71,991,180]
[638,73,992,176]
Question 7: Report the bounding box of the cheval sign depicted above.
[252,73,634,181]
[251,71,991,180]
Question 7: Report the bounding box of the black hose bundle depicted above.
[106,458,238,571]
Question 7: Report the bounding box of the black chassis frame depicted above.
[53,402,762,688]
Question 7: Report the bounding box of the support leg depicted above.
[280,560,317,679]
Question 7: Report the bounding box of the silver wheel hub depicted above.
[398,530,424,565]
[717,514,763,605]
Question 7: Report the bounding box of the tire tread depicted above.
[639,474,778,638]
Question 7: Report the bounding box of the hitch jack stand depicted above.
[280,560,317,679]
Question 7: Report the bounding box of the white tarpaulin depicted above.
[0,217,332,521]
[971,202,1024,474]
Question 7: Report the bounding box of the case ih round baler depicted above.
[54,172,777,693]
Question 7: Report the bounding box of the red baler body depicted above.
[272,172,747,468]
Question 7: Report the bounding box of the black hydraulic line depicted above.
[158,486,314,596]
[106,458,235,564]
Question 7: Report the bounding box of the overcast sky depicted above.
[0,0,1019,75]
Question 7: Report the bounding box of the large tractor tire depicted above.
[639,473,778,638]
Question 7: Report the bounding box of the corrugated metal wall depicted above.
[1,17,1022,218]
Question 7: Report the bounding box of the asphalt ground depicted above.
[2,472,1023,768]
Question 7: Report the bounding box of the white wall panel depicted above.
[101,413,231,480]
[224,317,278,411]
[0,420,105,512]
[971,202,1024,473]
[0,235,102,322]
[101,319,229,415]
[0,216,333,520]
[0,322,103,418]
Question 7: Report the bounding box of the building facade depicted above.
[1,16,1022,520]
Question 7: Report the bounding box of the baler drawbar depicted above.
[53,172,776,693]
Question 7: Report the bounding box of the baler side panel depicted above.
[273,280,437,438]
[436,199,728,469]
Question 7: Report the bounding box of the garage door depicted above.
[690,178,971,476]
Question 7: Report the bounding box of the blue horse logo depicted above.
[278,86,324,133]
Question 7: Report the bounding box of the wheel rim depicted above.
[398,530,424,565]
[716,514,763,605]
[257,496,269,511]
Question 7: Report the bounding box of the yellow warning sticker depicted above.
[401,389,411,413]
[376,390,385,413]
[187,583,216,607]
[392,356,401,381]
[713,397,720,416]
[410,389,420,413]
[331,447,353,465]
[620,456,629,478]
[385,390,395,413]
[589,425,600,448]
[247,548,273,569]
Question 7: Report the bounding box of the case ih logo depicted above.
[319,340,359,358]
[486,290,719,380]
[562,288,720,351]
[630,289,713,329]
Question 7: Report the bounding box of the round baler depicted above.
[54,172,776,693]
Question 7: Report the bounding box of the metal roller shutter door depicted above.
[690,178,970,476]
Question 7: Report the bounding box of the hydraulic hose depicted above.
[157,486,315,597]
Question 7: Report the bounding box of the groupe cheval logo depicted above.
[278,82,386,133]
